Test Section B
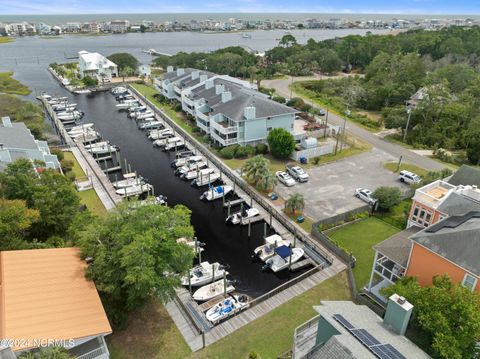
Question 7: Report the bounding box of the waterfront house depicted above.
[156,67,298,146]
[108,20,130,33]
[293,299,429,358]
[0,116,60,172]
[78,50,118,82]
[0,247,112,358]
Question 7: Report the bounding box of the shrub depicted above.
[173,103,182,112]
[50,148,64,161]
[286,97,305,109]
[272,95,286,104]
[60,159,74,173]
[219,146,236,159]
[255,143,268,155]
[82,76,98,87]
[267,128,295,159]
[312,156,321,165]
[245,145,256,157]
[65,171,76,182]
[192,126,201,133]
[234,146,250,159]
[373,186,402,211]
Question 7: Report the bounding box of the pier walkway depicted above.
[42,99,122,210]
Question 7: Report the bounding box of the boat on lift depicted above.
[191,170,221,186]
[205,295,249,323]
[149,128,173,140]
[87,143,118,155]
[200,185,233,201]
[181,261,228,287]
[252,234,291,262]
[192,279,235,302]
[262,245,304,272]
[171,155,204,168]
[113,174,146,189]
[176,237,205,254]
[226,206,261,225]
[115,183,153,197]
[67,123,94,133]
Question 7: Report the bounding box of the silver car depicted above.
[276,171,296,187]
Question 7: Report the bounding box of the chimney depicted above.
[1,117,12,128]
[166,65,174,73]
[176,68,185,76]
[215,84,225,95]
[191,70,199,80]
[221,91,232,103]
[205,79,214,90]
[383,293,413,336]
[244,106,256,120]
[199,74,208,83]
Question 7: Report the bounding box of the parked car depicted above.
[398,170,422,185]
[354,188,376,204]
[319,109,326,116]
[275,171,296,187]
[286,165,309,182]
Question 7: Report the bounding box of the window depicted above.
[267,127,273,132]
[411,204,433,227]
[462,274,477,291]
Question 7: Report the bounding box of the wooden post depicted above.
[228,202,231,217]
[223,272,227,297]
[264,222,267,238]
[248,220,251,237]
[212,263,215,284]
[188,271,192,294]
[202,331,205,348]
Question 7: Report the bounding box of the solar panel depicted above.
[332,313,407,359]
[332,314,355,329]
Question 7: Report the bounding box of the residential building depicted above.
[293,299,429,359]
[447,164,480,187]
[0,23,13,36]
[64,22,81,33]
[109,20,129,33]
[9,22,36,36]
[156,67,298,146]
[0,116,60,172]
[78,50,118,82]
[0,247,112,358]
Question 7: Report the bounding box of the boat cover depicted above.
[275,245,292,259]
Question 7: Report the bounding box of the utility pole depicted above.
[289,75,294,99]
[403,105,412,142]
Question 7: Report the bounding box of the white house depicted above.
[78,50,118,82]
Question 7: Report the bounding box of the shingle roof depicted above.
[373,227,421,267]
[0,248,112,351]
[310,336,355,359]
[0,122,38,150]
[411,212,480,276]
[436,191,480,216]
[448,165,480,187]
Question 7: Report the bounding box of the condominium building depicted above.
[109,20,130,33]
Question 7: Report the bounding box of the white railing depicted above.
[196,120,209,133]
[210,120,238,135]
[210,130,238,146]
[76,346,108,359]
[183,96,194,107]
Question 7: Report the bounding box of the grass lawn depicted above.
[0,72,31,95]
[316,137,372,166]
[374,199,411,230]
[285,210,315,232]
[0,37,14,44]
[383,161,429,178]
[63,151,106,216]
[190,271,351,359]
[328,218,400,289]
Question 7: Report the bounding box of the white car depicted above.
[399,170,422,185]
[276,171,296,187]
[286,165,309,183]
[354,188,376,204]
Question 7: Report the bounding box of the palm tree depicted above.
[285,193,305,214]
[120,66,135,82]
[256,170,277,192]
[243,155,270,184]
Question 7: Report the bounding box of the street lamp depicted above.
[403,105,412,142]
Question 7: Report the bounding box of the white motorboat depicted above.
[69,129,97,139]
[115,183,153,197]
[184,167,214,181]
[205,295,249,323]
[154,136,180,148]
[111,86,127,94]
[176,237,205,254]
[47,96,68,103]
[226,207,261,225]
[193,171,221,186]
[36,93,52,101]
[262,246,304,272]
[79,131,100,143]
[116,101,139,110]
[252,234,291,262]
[67,123,94,133]
[164,140,185,151]
[171,155,204,168]
[139,121,163,130]
[84,141,109,149]
[200,185,233,201]
[176,160,207,176]
[129,105,147,113]
[134,112,154,120]
[57,111,83,121]
[88,144,118,155]
[192,279,235,302]
[53,104,76,111]
[74,89,92,94]
[181,261,228,287]
[113,177,144,189]
[148,129,173,140]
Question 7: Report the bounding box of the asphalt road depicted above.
[262,76,445,171]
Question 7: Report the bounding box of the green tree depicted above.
[82,75,97,87]
[107,52,139,72]
[19,346,74,359]
[318,49,343,73]
[78,202,195,328]
[0,199,39,250]
[256,170,277,192]
[285,193,305,214]
[243,155,270,185]
[119,66,135,82]
[382,275,480,359]
[267,128,295,159]
[372,186,402,211]
[279,34,297,47]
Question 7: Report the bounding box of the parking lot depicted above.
[274,148,407,221]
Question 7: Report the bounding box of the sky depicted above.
[1,0,479,15]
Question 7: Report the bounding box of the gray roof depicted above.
[448,165,480,187]
[411,212,480,276]
[436,191,480,216]
[0,122,38,150]
[310,336,355,359]
[162,68,195,83]
[312,301,430,359]
[374,227,421,267]
[0,347,16,359]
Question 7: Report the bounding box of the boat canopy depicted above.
[275,245,292,259]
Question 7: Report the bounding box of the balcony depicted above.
[210,120,238,135]
[183,96,194,107]
[196,119,210,133]
[211,130,238,146]
[196,110,209,122]
[374,254,405,284]
[69,336,109,359]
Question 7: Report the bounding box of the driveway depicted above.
[274,148,407,221]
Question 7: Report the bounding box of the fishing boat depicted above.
[164,140,185,151]
[200,185,233,201]
[192,170,221,186]
[176,161,207,177]
[88,144,118,155]
[67,123,94,133]
[226,207,260,225]
[192,279,235,302]
[171,155,204,168]
[78,131,100,143]
[129,105,147,113]
[148,129,173,140]
[205,295,249,323]
[262,246,304,272]
[115,183,153,197]
[116,100,139,110]
[176,237,205,254]
[134,112,154,121]
[68,129,97,139]
[113,176,145,189]
[184,167,214,181]
[242,33,252,38]
[84,141,109,150]
[111,86,128,95]
[252,234,291,262]
[153,135,179,148]
[181,261,228,287]
[36,93,52,101]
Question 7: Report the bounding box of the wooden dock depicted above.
[42,99,122,210]
[290,258,314,272]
